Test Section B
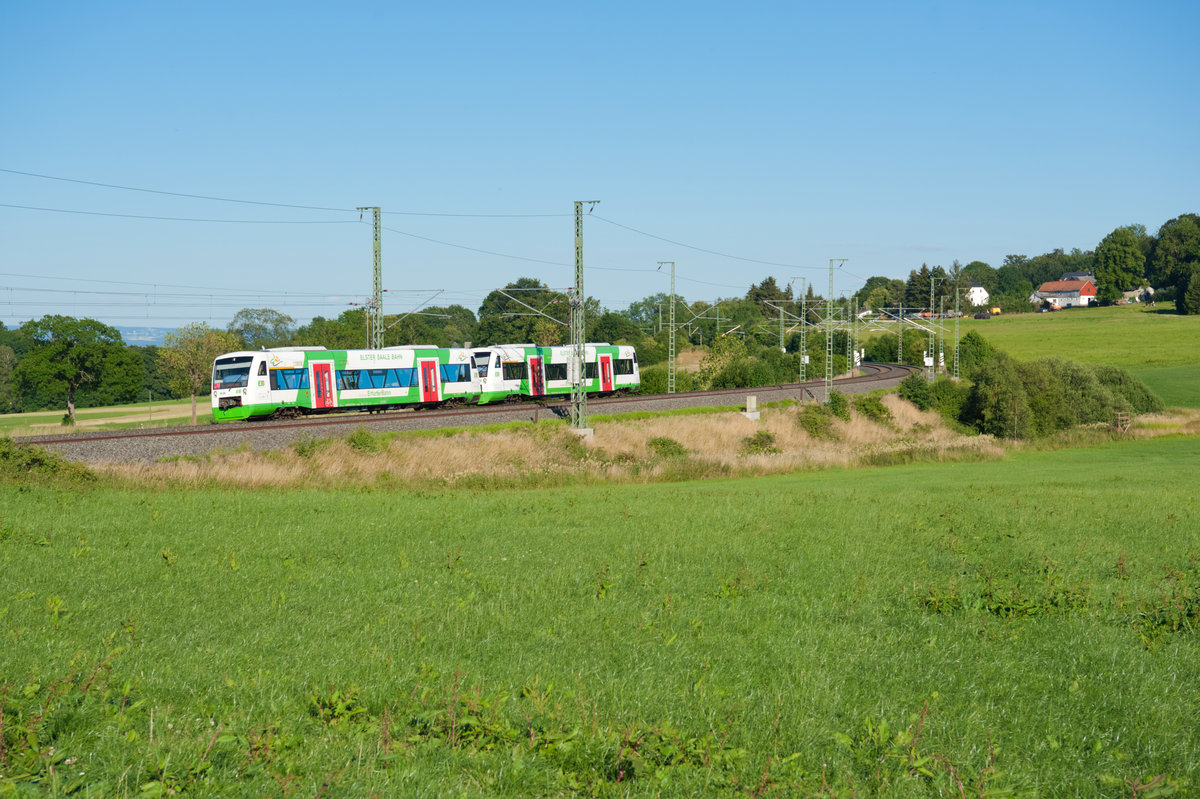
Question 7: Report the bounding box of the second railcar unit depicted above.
[471,343,639,403]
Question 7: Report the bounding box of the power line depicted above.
[0,167,564,217]
[0,271,335,297]
[0,203,359,224]
[380,224,657,273]
[592,214,826,271]
[3,166,874,299]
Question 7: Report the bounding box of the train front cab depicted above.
[472,346,526,403]
[211,352,274,421]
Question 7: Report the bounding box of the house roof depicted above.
[1037,279,1096,295]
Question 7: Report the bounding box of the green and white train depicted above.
[210,343,640,422]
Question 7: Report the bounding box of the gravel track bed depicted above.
[20,365,914,464]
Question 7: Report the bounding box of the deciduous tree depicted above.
[1181,269,1200,315]
[13,316,130,424]
[1094,226,1146,303]
[0,345,16,413]
[159,322,240,424]
[1148,213,1200,293]
[476,278,571,345]
[960,261,998,295]
[228,308,295,350]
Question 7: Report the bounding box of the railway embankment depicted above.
[19,365,918,464]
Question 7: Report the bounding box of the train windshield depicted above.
[472,350,492,377]
[213,356,254,389]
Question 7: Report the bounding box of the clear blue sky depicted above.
[2,1,1196,332]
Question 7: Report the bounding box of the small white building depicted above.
[966,283,990,307]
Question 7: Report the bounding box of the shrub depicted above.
[0,437,95,484]
[852,393,893,425]
[1093,365,1165,413]
[637,366,697,394]
[741,429,780,454]
[797,404,837,439]
[826,390,851,421]
[959,356,1165,440]
[346,427,387,454]
[1013,360,1076,437]
[647,436,687,459]
[709,357,756,390]
[864,333,898,363]
[929,378,970,421]
[960,354,1033,439]
[957,330,997,377]
[292,435,332,458]
[898,374,934,410]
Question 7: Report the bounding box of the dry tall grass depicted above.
[1131,407,1200,437]
[99,395,1011,491]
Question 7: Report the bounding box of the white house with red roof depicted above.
[1031,278,1097,308]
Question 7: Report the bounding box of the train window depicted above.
[258,361,267,376]
[213,356,253,389]
[584,362,598,380]
[363,369,389,389]
[269,368,308,390]
[615,359,634,375]
[440,363,472,383]
[544,363,568,381]
[502,361,526,381]
[383,368,417,388]
[336,371,359,391]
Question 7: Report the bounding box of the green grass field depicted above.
[956,304,1200,407]
[3,436,1198,796]
[0,398,198,436]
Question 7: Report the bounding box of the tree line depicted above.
[852,213,1200,313]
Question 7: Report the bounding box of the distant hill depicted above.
[117,326,176,346]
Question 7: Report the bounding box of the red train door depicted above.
[529,356,544,396]
[312,363,335,409]
[599,354,614,392]
[420,360,440,403]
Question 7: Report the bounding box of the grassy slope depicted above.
[3,437,1199,796]
[956,304,1200,406]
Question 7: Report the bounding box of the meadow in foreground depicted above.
[2,421,1198,796]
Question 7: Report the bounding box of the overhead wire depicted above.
[0,168,564,217]
[0,203,359,224]
[3,167,869,315]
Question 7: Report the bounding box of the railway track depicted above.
[18,362,920,464]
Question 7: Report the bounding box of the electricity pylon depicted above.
[357,206,382,349]
[571,201,599,430]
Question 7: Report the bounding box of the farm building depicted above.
[1030,279,1097,309]
[966,283,990,307]
[1122,286,1155,303]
